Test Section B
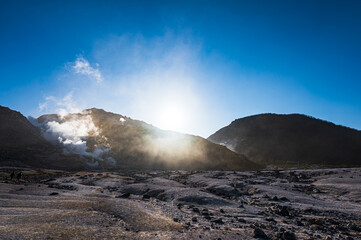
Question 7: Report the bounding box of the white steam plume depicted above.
[35,95,114,166]
[43,113,98,154]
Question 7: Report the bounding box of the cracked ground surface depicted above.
[0,167,360,239]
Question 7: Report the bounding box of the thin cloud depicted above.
[38,92,81,118]
[72,56,103,83]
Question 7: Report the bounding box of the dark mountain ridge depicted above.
[208,113,361,168]
[0,106,86,169]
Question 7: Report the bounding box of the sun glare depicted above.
[157,105,187,132]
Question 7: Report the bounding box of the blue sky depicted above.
[1,0,361,137]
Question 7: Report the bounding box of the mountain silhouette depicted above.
[208,113,361,168]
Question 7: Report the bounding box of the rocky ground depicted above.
[0,167,360,239]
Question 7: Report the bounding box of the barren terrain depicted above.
[0,167,360,239]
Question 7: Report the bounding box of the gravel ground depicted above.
[0,167,360,239]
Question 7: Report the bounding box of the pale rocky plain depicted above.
[0,167,360,240]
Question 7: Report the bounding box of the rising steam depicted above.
[31,110,114,166]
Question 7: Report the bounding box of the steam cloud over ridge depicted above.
[31,110,114,167]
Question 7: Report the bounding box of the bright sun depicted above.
[157,105,187,132]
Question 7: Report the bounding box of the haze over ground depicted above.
[1,0,361,137]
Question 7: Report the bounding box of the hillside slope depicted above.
[0,106,86,169]
[37,108,260,171]
[208,113,361,168]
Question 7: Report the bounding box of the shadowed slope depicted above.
[0,106,47,148]
[208,113,361,168]
[0,106,86,169]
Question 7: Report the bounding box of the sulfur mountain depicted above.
[36,108,261,171]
